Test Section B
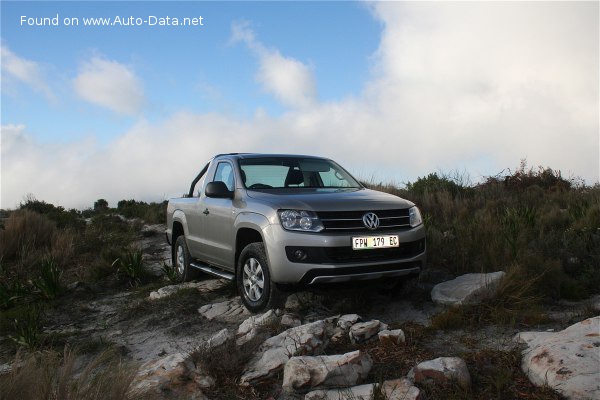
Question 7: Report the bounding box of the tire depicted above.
[173,236,200,282]
[237,242,285,312]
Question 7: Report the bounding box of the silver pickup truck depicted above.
[166,153,426,312]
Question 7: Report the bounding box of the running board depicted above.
[190,262,235,281]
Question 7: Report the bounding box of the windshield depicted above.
[238,157,361,189]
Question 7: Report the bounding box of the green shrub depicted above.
[406,172,468,198]
[19,196,84,230]
[161,262,179,283]
[112,248,146,286]
[33,258,63,300]
[117,199,167,224]
[10,305,43,348]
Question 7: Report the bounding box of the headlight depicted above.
[409,206,423,228]
[278,210,324,232]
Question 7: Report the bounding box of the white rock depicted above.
[236,309,280,346]
[349,320,389,344]
[431,271,505,306]
[198,297,251,322]
[206,328,233,349]
[305,378,422,400]
[378,329,406,345]
[408,357,471,389]
[0,363,12,375]
[516,316,600,400]
[150,279,228,300]
[337,314,361,330]
[281,313,302,328]
[282,350,372,393]
[131,352,210,395]
[239,320,328,386]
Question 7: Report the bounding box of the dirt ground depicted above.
[1,223,596,386]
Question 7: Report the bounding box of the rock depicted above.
[431,271,505,306]
[198,297,251,322]
[330,328,346,344]
[282,350,372,393]
[408,357,471,389]
[67,281,91,293]
[305,378,422,400]
[284,291,324,311]
[349,320,388,344]
[239,320,328,386]
[150,279,228,300]
[0,363,12,375]
[206,328,233,349]
[236,309,280,346]
[516,316,600,400]
[337,314,361,330]
[131,352,213,396]
[378,329,405,345]
[281,313,302,328]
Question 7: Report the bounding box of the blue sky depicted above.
[2,1,379,142]
[1,1,598,209]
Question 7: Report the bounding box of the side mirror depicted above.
[205,181,233,199]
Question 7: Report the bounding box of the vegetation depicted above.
[368,160,600,302]
[0,347,136,400]
[0,162,596,399]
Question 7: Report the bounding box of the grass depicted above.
[33,258,63,300]
[367,161,600,302]
[112,247,146,286]
[0,347,137,400]
[429,264,550,331]
[9,305,43,349]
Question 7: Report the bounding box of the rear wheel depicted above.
[237,242,285,312]
[173,236,200,282]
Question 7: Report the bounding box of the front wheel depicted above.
[237,242,284,312]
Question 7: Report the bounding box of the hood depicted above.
[245,188,414,211]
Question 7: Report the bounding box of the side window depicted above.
[213,162,235,191]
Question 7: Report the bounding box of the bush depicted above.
[19,195,84,230]
[0,210,56,261]
[117,199,167,224]
[112,248,146,286]
[9,305,43,348]
[33,258,63,300]
[407,172,471,198]
[382,161,600,301]
[0,347,136,400]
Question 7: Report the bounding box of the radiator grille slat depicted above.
[316,209,411,232]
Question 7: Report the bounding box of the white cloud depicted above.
[73,56,145,115]
[231,21,317,109]
[1,2,598,209]
[1,44,53,99]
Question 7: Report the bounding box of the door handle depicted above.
[203,208,210,215]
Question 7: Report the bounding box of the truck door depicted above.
[201,161,235,269]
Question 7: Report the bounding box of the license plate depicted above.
[352,235,399,250]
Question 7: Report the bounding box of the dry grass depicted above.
[0,210,56,262]
[0,347,137,400]
[430,265,549,331]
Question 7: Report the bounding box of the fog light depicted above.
[294,249,307,261]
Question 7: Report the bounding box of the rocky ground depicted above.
[1,223,598,399]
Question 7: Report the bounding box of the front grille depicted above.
[285,238,426,264]
[316,209,411,232]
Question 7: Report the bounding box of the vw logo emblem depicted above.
[362,212,380,230]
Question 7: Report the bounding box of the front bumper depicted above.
[263,224,426,284]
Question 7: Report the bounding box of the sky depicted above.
[1,1,598,210]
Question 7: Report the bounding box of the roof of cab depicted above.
[213,153,327,160]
